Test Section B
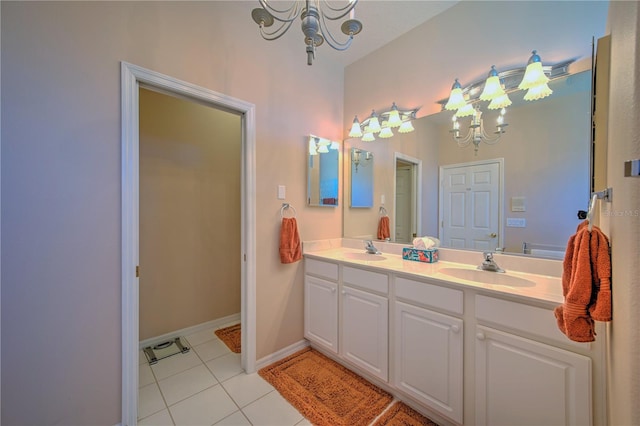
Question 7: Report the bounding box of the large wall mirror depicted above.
[343,70,591,257]
[307,135,339,207]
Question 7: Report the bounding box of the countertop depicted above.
[304,247,564,305]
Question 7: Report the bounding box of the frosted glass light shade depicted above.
[387,103,402,128]
[455,103,475,118]
[523,83,553,101]
[488,93,512,109]
[518,51,549,90]
[317,144,329,153]
[378,126,393,138]
[398,120,415,133]
[480,66,505,101]
[445,79,467,110]
[362,131,375,142]
[368,111,381,133]
[330,141,340,150]
[348,116,363,138]
[309,139,318,155]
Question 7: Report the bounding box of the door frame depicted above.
[393,152,422,242]
[121,62,256,425]
[438,158,504,250]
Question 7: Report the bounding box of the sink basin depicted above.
[343,252,387,261]
[438,267,535,287]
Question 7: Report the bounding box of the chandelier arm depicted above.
[318,0,359,21]
[318,11,354,50]
[258,0,300,23]
[259,18,296,41]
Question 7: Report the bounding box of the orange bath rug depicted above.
[214,324,241,353]
[258,348,393,426]
[372,401,439,426]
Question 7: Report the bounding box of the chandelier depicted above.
[442,51,573,154]
[251,0,363,66]
[348,103,420,142]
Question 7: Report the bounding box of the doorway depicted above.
[439,159,504,250]
[121,62,256,426]
[394,153,422,243]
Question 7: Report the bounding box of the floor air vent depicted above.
[143,337,190,365]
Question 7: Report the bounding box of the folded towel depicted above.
[279,217,302,264]
[412,236,440,250]
[377,216,390,240]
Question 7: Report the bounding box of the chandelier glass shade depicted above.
[442,50,570,154]
[348,103,420,142]
[251,0,362,65]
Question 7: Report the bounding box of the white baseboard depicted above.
[139,313,241,349]
[255,339,309,370]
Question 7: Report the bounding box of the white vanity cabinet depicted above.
[474,295,593,426]
[393,276,464,424]
[341,266,389,381]
[304,259,339,354]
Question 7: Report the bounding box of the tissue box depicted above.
[402,247,439,263]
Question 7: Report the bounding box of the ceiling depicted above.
[247,0,460,67]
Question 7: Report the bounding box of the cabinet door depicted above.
[341,285,388,381]
[304,275,338,354]
[475,325,592,426]
[394,301,463,424]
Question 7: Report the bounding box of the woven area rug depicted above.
[214,324,241,353]
[259,347,393,426]
[372,401,439,426]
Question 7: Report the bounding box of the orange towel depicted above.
[279,217,302,264]
[554,221,612,342]
[377,216,390,240]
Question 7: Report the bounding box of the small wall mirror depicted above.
[350,148,374,208]
[307,135,339,207]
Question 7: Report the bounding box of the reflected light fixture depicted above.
[351,148,373,172]
[441,50,571,154]
[251,0,362,65]
[349,103,420,142]
[309,135,339,155]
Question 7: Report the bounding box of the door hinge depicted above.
[136,265,140,278]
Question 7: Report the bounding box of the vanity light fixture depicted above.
[441,50,573,154]
[309,135,339,155]
[251,0,362,66]
[351,148,373,172]
[348,103,420,142]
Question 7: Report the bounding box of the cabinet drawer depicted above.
[305,258,338,281]
[343,266,388,295]
[395,277,463,315]
[475,295,585,348]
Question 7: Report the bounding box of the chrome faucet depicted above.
[364,240,381,255]
[478,252,505,273]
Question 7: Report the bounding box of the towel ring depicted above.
[280,203,297,218]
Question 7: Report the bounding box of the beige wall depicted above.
[1,2,343,424]
[603,2,640,424]
[139,88,241,341]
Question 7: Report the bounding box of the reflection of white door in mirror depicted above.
[394,154,421,243]
[439,159,503,250]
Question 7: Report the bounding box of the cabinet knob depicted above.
[331,288,336,293]
[342,290,346,295]
[476,332,486,341]
[451,325,460,333]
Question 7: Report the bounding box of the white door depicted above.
[341,285,388,381]
[475,326,592,426]
[395,164,413,243]
[440,160,502,250]
[394,301,463,424]
[304,276,338,354]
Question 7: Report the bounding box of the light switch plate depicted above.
[277,185,286,200]
[506,218,526,227]
[511,196,526,212]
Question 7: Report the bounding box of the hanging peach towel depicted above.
[554,221,611,342]
[280,217,302,264]
[377,216,390,240]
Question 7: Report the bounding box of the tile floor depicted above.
[138,322,311,425]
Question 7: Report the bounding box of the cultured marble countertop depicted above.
[304,247,564,305]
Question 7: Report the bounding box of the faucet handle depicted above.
[483,252,494,261]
